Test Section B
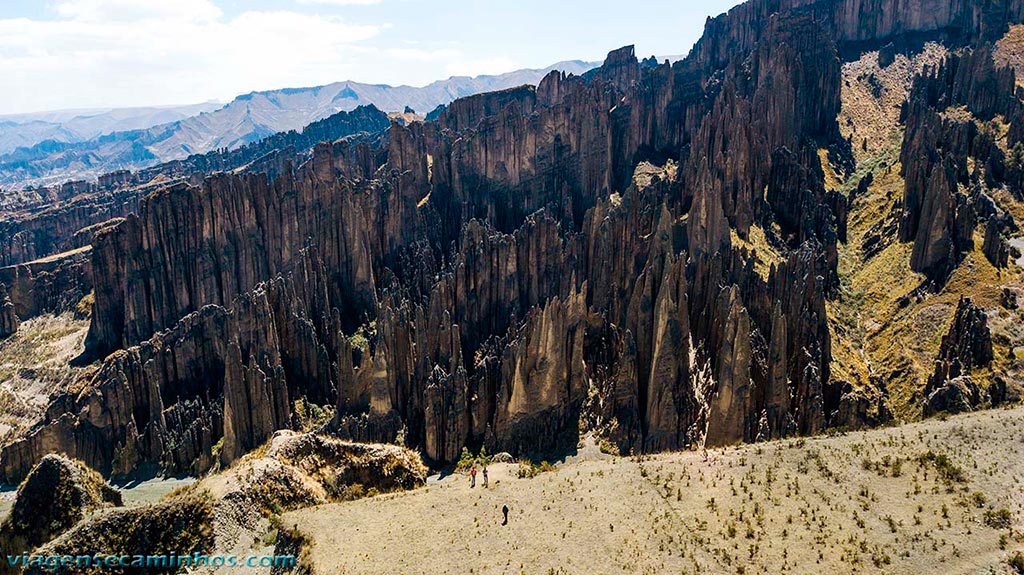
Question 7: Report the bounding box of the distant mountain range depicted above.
[0,60,598,189]
[0,102,224,156]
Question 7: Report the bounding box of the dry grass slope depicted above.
[0,314,91,447]
[282,407,1024,575]
[827,44,1024,420]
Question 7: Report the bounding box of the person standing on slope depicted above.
[482,466,489,487]
[470,464,478,488]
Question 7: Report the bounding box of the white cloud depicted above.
[53,0,223,22]
[386,47,461,62]
[0,0,385,113]
[296,0,382,5]
[0,0,534,114]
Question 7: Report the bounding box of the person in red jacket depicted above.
[470,465,478,488]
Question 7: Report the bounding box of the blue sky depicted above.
[0,0,744,114]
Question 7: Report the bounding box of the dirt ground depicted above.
[284,406,1024,575]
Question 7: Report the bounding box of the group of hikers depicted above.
[466,462,508,524]
[459,448,509,524]
[468,464,488,488]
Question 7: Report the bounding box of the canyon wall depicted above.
[3,0,1023,481]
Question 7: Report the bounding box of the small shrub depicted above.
[455,447,475,473]
[1008,551,1024,574]
[598,438,619,455]
[917,451,966,487]
[891,458,902,477]
[517,460,542,479]
[970,491,987,508]
[75,293,94,318]
[477,445,492,467]
[984,508,1013,530]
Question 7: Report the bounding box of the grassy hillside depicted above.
[826,43,1024,420]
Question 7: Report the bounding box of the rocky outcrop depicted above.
[899,46,1024,284]
[0,247,92,322]
[982,212,1015,268]
[83,163,385,358]
[828,381,890,430]
[0,188,138,267]
[909,156,976,280]
[488,286,589,456]
[0,455,121,567]
[690,241,831,446]
[23,493,214,575]
[925,375,981,415]
[194,431,427,551]
[925,297,993,413]
[423,361,469,464]
[693,0,1024,72]
[265,431,427,494]
[703,286,756,445]
[0,106,390,271]
[0,281,17,338]
[1,305,229,481]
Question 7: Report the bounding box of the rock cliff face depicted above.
[0,106,390,274]
[0,188,138,267]
[3,0,1024,481]
[0,247,92,323]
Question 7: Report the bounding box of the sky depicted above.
[0,0,744,115]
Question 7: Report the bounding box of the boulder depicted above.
[925,376,981,416]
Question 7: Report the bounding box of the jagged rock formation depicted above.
[199,431,427,520]
[925,375,981,415]
[0,188,139,267]
[925,297,994,414]
[3,0,1024,481]
[0,63,598,190]
[899,45,1024,284]
[264,431,427,494]
[0,281,17,338]
[0,454,121,569]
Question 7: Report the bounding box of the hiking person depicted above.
[482,466,489,487]
[470,465,477,488]
[502,504,509,525]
